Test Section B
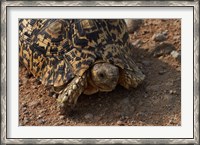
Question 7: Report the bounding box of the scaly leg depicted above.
[57,72,87,114]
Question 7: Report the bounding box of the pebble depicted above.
[152,32,167,42]
[32,85,37,89]
[38,119,46,124]
[84,113,93,120]
[52,93,58,98]
[152,43,176,57]
[29,100,40,108]
[171,50,181,62]
[37,115,43,119]
[59,115,65,120]
[169,90,177,94]
[117,120,124,126]
[173,35,180,40]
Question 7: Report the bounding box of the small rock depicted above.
[52,93,58,98]
[37,115,43,119]
[59,115,65,120]
[38,119,46,124]
[152,43,176,57]
[169,90,173,94]
[152,31,167,42]
[117,120,124,126]
[169,90,176,94]
[171,50,179,58]
[29,100,40,108]
[84,113,93,120]
[171,50,181,62]
[173,35,180,40]
[32,85,37,89]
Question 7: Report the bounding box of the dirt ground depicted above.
[19,19,181,126]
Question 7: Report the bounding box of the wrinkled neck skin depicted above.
[83,62,119,95]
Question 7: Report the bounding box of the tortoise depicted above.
[19,19,145,113]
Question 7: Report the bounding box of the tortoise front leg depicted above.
[57,72,88,114]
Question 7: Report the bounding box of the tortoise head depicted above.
[83,62,119,95]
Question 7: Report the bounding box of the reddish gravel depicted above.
[19,19,181,126]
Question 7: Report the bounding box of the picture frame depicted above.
[1,0,199,144]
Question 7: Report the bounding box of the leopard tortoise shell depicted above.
[19,19,145,113]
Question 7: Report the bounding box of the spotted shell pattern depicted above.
[19,19,138,89]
